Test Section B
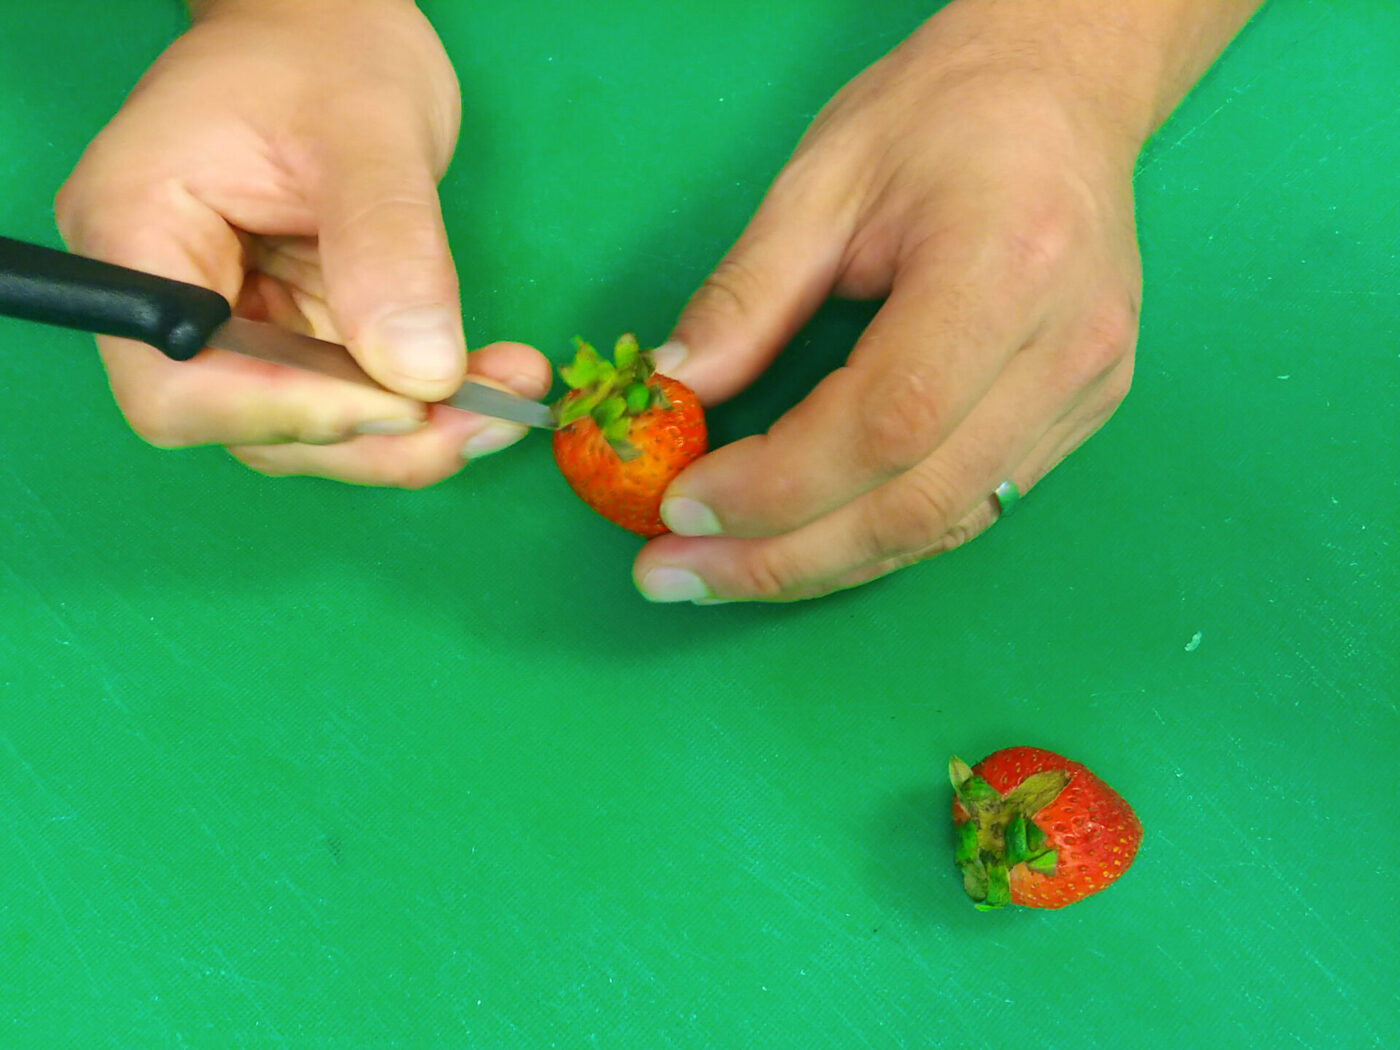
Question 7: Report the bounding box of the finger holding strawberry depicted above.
[950,746,1143,910]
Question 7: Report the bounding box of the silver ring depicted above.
[993,479,1021,518]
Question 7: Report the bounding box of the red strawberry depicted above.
[949,746,1142,910]
[551,334,707,538]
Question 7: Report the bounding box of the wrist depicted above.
[924,0,1264,155]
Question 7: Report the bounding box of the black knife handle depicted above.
[0,235,231,360]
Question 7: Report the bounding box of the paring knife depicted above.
[0,235,555,430]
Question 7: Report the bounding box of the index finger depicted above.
[661,246,1038,538]
[60,184,426,447]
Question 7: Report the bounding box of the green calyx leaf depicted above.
[949,756,976,793]
[560,339,603,389]
[1026,817,1047,854]
[975,863,1012,911]
[602,416,639,458]
[552,333,667,460]
[948,753,1072,911]
[614,333,641,370]
[1004,814,1029,867]
[555,386,610,428]
[1001,769,1072,817]
[555,398,590,427]
[962,862,988,903]
[949,757,1000,805]
[592,395,627,429]
[955,820,979,866]
[624,382,652,414]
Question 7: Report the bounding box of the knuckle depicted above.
[739,464,806,533]
[863,470,958,560]
[228,445,291,478]
[731,549,801,602]
[998,209,1075,294]
[1084,299,1139,365]
[370,209,445,265]
[1063,299,1139,392]
[52,180,81,242]
[323,203,452,307]
[294,403,358,446]
[930,514,983,556]
[768,144,853,210]
[328,194,442,255]
[854,372,942,476]
[1099,358,1135,409]
[118,390,186,450]
[372,450,449,491]
[52,151,104,245]
[395,466,445,491]
[691,254,765,324]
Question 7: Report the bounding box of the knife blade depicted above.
[0,234,556,430]
[209,317,556,429]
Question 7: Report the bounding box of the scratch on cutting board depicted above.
[1184,631,1203,653]
[1,461,65,531]
[828,1003,882,1050]
[1145,97,1235,164]
[197,936,288,1041]
[1153,942,1190,976]
[0,738,101,997]
[0,547,134,714]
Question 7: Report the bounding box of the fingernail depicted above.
[661,497,722,536]
[461,420,528,459]
[649,339,688,376]
[370,307,466,383]
[638,567,710,603]
[354,417,425,436]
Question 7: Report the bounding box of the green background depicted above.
[2,1,1396,1047]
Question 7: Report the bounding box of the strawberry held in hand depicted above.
[551,334,707,538]
[950,747,1142,910]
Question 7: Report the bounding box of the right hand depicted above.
[56,0,550,486]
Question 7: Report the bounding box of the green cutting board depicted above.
[1,2,1395,1047]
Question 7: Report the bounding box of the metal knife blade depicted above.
[208,317,556,429]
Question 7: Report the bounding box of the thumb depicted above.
[315,129,466,402]
[658,181,845,404]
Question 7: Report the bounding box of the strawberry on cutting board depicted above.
[950,746,1143,910]
[551,334,707,538]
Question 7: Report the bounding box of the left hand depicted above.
[633,8,1151,603]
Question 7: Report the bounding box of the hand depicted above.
[56,0,550,486]
[634,0,1260,602]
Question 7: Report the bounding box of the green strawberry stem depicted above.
[553,334,672,461]
[950,756,1070,911]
